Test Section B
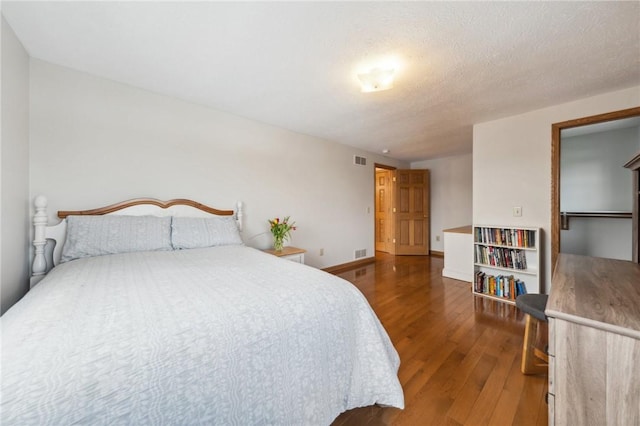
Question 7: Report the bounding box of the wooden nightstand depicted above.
[263,246,306,264]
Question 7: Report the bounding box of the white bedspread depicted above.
[1,246,403,425]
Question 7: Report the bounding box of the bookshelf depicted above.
[473,225,540,305]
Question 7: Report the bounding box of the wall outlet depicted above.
[513,206,522,217]
[319,248,324,256]
[436,235,440,241]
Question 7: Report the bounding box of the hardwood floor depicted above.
[331,252,548,426]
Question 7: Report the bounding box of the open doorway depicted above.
[551,106,640,268]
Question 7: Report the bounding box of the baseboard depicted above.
[430,250,444,257]
[442,269,473,283]
[323,257,375,275]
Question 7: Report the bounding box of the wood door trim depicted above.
[374,163,397,171]
[551,106,640,272]
[624,152,640,263]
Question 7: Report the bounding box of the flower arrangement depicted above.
[269,216,296,251]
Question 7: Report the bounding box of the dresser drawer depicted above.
[281,253,304,264]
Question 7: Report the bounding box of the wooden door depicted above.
[394,169,430,255]
[375,169,394,254]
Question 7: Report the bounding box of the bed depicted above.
[1,197,404,425]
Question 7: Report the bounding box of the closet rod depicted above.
[560,211,632,230]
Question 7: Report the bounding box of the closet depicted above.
[551,107,640,270]
[559,121,639,261]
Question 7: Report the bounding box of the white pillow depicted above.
[171,216,243,249]
[60,215,172,263]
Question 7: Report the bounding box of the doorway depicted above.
[374,165,430,255]
[375,165,395,254]
[551,106,640,269]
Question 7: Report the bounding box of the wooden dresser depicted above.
[546,254,640,425]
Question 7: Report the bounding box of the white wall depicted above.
[1,16,30,314]
[560,218,632,260]
[560,126,638,260]
[29,59,408,271]
[561,127,639,211]
[411,153,472,252]
[473,86,640,293]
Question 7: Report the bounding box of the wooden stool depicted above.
[515,294,549,375]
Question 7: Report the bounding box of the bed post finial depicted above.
[32,196,48,281]
[236,201,244,232]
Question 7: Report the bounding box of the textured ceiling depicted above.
[3,1,640,162]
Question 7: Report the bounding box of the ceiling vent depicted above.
[354,155,367,166]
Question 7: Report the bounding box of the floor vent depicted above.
[355,249,367,259]
[354,155,367,166]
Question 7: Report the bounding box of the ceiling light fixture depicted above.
[358,67,395,93]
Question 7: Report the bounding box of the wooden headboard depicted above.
[31,196,244,287]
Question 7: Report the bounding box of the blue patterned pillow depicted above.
[171,216,243,249]
[60,215,172,263]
